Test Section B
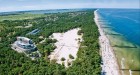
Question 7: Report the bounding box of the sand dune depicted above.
[48,28,82,67]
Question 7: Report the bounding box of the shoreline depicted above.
[94,10,121,75]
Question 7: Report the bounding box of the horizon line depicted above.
[0,7,139,13]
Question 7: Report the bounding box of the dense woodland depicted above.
[0,10,101,75]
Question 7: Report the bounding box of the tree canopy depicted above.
[0,9,101,75]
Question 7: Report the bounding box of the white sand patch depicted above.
[121,58,125,69]
[129,69,132,75]
[39,38,46,44]
[94,10,121,75]
[24,24,32,28]
[15,24,32,28]
[48,28,82,67]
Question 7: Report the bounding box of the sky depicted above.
[0,0,139,12]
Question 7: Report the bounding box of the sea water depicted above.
[97,9,140,75]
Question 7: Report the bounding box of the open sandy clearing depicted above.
[48,28,83,67]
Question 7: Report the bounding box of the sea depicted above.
[96,9,140,75]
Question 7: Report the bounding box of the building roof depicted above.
[12,37,36,52]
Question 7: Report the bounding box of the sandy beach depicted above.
[48,28,82,67]
[94,10,121,75]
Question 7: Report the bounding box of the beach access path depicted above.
[94,10,121,75]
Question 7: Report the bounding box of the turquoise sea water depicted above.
[98,9,140,45]
[97,9,140,75]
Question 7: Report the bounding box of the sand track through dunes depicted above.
[48,28,83,67]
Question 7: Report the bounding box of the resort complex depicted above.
[11,37,37,53]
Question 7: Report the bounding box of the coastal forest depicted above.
[0,10,101,75]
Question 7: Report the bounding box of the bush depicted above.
[61,57,66,61]
[51,59,57,63]
[46,39,57,44]
[77,30,83,35]
[67,62,71,66]
[69,54,74,59]
[52,39,57,43]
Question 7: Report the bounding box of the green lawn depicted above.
[0,14,45,21]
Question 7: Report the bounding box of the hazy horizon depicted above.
[0,0,139,12]
[0,8,140,13]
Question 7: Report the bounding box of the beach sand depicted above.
[94,10,121,75]
[48,28,82,67]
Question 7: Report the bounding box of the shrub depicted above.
[61,57,66,61]
[77,30,83,35]
[69,54,74,59]
[67,62,71,66]
[51,59,57,63]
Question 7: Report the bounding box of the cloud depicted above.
[0,7,16,12]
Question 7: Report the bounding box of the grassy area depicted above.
[0,13,45,21]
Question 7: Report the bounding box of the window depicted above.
[29,40,33,44]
